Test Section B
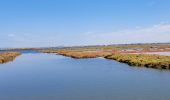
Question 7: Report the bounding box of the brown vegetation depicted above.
[0,52,21,64]
[105,53,170,69]
[40,49,111,59]
[39,44,170,70]
[40,49,170,70]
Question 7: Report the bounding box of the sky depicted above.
[0,0,170,48]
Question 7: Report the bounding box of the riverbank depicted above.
[40,49,170,70]
[40,50,111,59]
[0,52,21,64]
[105,54,170,69]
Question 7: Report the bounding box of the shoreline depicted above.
[105,54,170,69]
[40,49,170,70]
[0,52,21,64]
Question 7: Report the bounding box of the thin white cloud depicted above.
[1,24,170,48]
[71,24,170,45]
[7,34,15,37]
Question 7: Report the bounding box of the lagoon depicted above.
[0,52,170,100]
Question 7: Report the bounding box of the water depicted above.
[0,50,40,54]
[129,52,170,56]
[0,53,170,100]
[145,52,170,56]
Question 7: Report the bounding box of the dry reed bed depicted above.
[40,49,170,69]
[40,50,111,58]
[0,52,21,64]
[105,54,170,69]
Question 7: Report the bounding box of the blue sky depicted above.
[0,0,170,48]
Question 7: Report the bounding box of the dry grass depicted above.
[105,53,170,69]
[0,52,21,64]
[57,50,110,59]
[39,50,59,53]
[40,49,111,59]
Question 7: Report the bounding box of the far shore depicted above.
[39,43,170,70]
[1,43,170,69]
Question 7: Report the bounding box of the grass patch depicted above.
[105,54,170,69]
[40,49,111,59]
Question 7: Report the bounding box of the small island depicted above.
[39,43,170,70]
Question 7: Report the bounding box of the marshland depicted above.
[1,44,170,100]
[39,43,170,70]
[105,54,170,69]
[1,43,170,68]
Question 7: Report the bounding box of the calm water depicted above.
[145,52,170,56]
[0,50,40,53]
[0,53,170,100]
